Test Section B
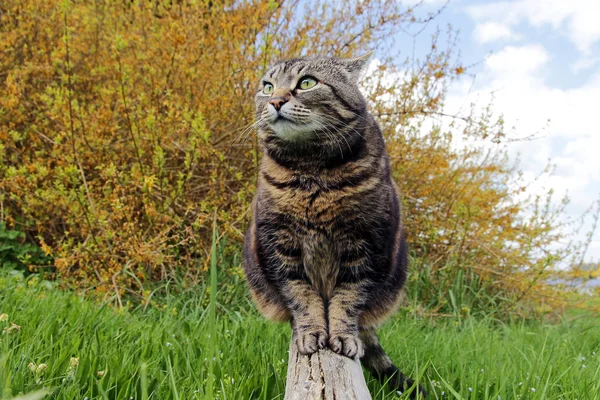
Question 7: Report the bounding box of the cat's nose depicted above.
[269,97,288,111]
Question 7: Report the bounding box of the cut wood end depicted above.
[284,336,372,400]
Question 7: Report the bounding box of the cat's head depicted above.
[255,54,371,143]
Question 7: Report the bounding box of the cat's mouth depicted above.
[268,117,316,141]
[263,107,318,141]
[273,114,292,123]
[270,115,300,128]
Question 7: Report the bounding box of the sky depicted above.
[389,0,600,263]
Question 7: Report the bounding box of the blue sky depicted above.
[390,0,600,262]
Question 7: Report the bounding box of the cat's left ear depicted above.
[343,51,373,82]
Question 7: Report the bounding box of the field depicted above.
[2,2,599,400]
[1,270,599,400]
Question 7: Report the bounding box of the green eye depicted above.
[263,83,274,95]
[299,77,317,90]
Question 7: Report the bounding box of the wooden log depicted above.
[284,335,372,400]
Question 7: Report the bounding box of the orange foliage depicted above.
[0,0,584,310]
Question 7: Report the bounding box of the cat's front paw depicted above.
[295,326,328,355]
[329,332,364,359]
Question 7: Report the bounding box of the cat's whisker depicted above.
[232,119,260,143]
[319,114,368,141]
[311,116,354,154]
[227,118,265,153]
[312,119,345,158]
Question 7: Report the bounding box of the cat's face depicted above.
[255,55,370,142]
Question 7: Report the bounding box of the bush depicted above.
[0,223,52,272]
[0,0,414,294]
[0,0,586,312]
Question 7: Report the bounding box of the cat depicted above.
[243,53,426,397]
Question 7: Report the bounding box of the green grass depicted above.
[1,271,599,400]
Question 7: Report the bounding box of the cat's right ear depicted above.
[343,51,373,82]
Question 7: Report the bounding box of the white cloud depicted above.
[484,44,549,76]
[441,43,600,260]
[473,21,518,44]
[571,56,600,73]
[588,240,600,262]
[402,0,449,7]
[466,0,600,53]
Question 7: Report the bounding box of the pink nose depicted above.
[269,97,287,111]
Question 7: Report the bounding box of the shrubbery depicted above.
[0,0,587,312]
[0,223,52,272]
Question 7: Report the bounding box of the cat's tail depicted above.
[359,327,427,398]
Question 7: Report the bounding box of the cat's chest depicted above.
[301,232,339,299]
[264,177,361,226]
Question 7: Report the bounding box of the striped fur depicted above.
[243,55,426,397]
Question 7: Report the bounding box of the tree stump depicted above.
[284,335,372,400]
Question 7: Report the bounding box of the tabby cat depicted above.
[243,54,425,397]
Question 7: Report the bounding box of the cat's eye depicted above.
[298,77,317,90]
[263,83,274,95]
